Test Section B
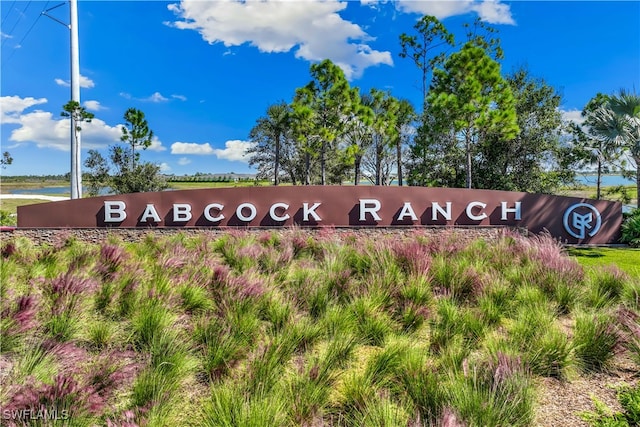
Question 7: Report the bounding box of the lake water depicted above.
[575,174,635,187]
[10,186,112,195]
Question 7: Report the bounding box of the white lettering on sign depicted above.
[360,199,382,221]
[303,203,322,222]
[466,201,487,221]
[269,203,290,221]
[432,202,452,221]
[501,202,522,221]
[104,201,127,222]
[236,203,257,222]
[397,202,418,221]
[204,203,224,222]
[173,204,192,222]
[140,204,162,223]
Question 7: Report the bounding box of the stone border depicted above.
[1,226,523,246]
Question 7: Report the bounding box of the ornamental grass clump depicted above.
[587,265,629,308]
[573,311,620,373]
[1,294,38,353]
[44,273,96,342]
[446,352,533,427]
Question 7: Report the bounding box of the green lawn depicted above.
[567,246,640,279]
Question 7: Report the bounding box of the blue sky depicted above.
[1,0,639,177]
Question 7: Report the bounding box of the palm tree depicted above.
[249,102,291,186]
[592,89,640,207]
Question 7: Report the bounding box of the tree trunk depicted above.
[274,135,280,186]
[396,139,403,186]
[465,131,472,189]
[596,159,602,200]
[305,151,311,186]
[320,141,326,185]
[636,159,640,209]
[354,155,362,185]
[375,138,382,186]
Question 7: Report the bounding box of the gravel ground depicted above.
[533,354,638,427]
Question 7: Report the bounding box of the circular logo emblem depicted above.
[563,203,602,239]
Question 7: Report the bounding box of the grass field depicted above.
[567,247,640,279]
[1,231,639,426]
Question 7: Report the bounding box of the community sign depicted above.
[17,186,622,244]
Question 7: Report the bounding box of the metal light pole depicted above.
[43,1,82,199]
[70,0,82,199]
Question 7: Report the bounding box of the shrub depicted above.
[621,208,640,247]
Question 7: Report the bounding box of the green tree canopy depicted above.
[427,42,519,189]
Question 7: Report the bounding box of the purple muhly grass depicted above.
[440,407,466,427]
[97,244,126,280]
[236,243,263,262]
[47,273,97,315]
[2,241,17,258]
[43,340,89,375]
[490,352,525,392]
[3,373,105,420]
[3,295,39,333]
[392,240,433,276]
[528,234,584,283]
[616,307,640,349]
[426,230,466,256]
[290,234,310,255]
[212,264,232,287]
[228,272,266,300]
[106,410,139,427]
[160,245,191,270]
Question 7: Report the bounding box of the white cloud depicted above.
[1,95,47,124]
[167,0,393,79]
[119,92,170,103]
[171,140,255,162]
[148,136,167,152]
[159,162,172,173]
[2,95,166,152]
[213,140,255,163]
[396,0,515,25]
[172,94,187,101]
[54,74,96,89]
[8,110,124,151]
[177,157,192,166]
[83,100,106,111]
[146,92,169,103]
[1,32,12,39]
[171,142,215,155]
[561,109,585,126]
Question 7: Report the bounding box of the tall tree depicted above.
[576,93,619,199]
[61,100,95,142]
[399,15,454,109]
[475,67,576,193]
[83,150,110,196]
[342,97,374,185]
[121,108,154,170]
[83,108,167,194]
[293,59,359,185]
[248,102,292,185]
[591,89,640,207]
[394,99,416,186]
[428,42,519,189]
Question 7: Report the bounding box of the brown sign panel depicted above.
[17,186,622,244]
